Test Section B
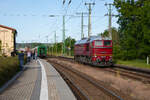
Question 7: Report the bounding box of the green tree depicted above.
[64,37,76,56]
[114,0,150,60]
[98,27,119,45]
[50,37,76,56]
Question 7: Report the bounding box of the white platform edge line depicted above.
[38,59,48,100]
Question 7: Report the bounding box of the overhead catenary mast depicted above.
[62,15,66,55]
[105,3,114,40]
[54,31,57,55]
[76,12,88,39]
[85,2,95,38]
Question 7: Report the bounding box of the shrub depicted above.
[0,57,19,87]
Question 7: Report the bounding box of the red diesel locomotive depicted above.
[74,36,113,66]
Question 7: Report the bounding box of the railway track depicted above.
[104,67,150,84]
[48,56,150,84]
[48,60,127,100]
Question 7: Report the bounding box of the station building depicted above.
[0,25,17,56]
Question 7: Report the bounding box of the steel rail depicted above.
[105,68,150,84]
[54,56,150,75]
[114,64,150,74]
[51,62,90,100]
[51,60,124,100]
[55,56,150,84]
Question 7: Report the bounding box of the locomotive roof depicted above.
[75,36,111,45]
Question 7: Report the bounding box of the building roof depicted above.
[75,36,111,45]
[0,24,17,33]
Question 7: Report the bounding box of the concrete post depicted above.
[147,56,149,65]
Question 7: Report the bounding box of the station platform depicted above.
[0,59,76,100]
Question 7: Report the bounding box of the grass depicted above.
[0,56,19,87]
[116,59,150,69]
[47,52,150,69]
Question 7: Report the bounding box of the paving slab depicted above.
[0,60,41,100]
[0,59,77,100]
[40,59,77,100]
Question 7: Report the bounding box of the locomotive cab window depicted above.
[104,41,111,46]
[95,41,103,46]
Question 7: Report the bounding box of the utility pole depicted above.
[46,35,48,43]
[54,31,57,55]
[45,35,49,54]
[38,34,41,43]
[76,12,88,39]
[62,15,66,56]
[105,3,114,39]
[50,40,53,56]
[69,37,71,56]
[85,2,95,38]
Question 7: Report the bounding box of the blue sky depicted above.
[0,0,118,43]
